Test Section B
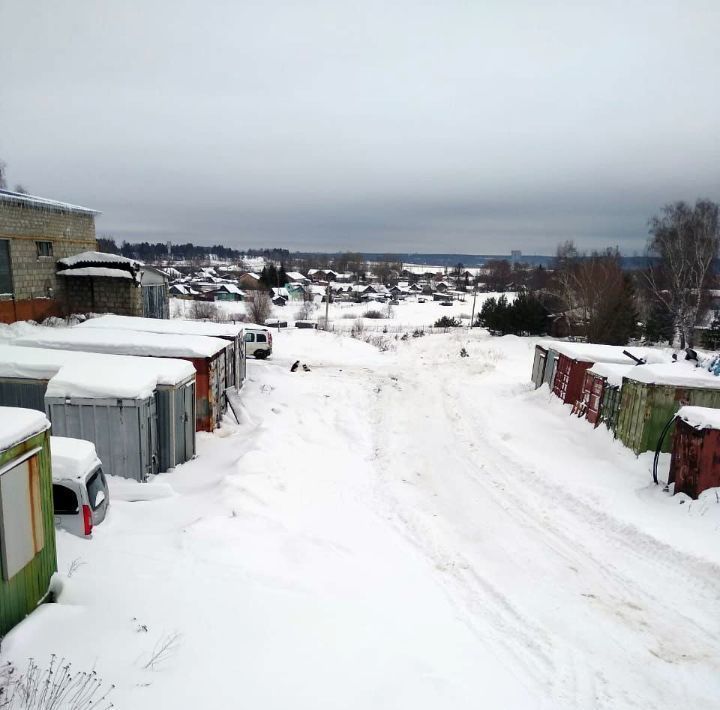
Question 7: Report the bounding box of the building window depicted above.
[0,240,12,296]
[36,241,53,259]
[0,453,44,580]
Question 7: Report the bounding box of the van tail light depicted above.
[268,332,273,346]
[82,505,93,536]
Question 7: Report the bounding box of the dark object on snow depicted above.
[460,348,469,358]
[622,349,646,365]
[303,363,311,372]
[685,348,698,362]
[672,352,678,361]
[290,360,300,372]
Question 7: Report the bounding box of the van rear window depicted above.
[53,484,79,515]
[256,334,267,343]
[87,469,106,511]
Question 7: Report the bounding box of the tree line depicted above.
[478,199,720,348]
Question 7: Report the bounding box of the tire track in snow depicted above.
[368,360,720,710]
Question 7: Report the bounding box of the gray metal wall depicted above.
[542,349,559,389]
[156,379,195,471]
[142,284,169,319]
[45,396,158,482]
[0,379,47,412]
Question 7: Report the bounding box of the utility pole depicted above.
[470,284,478,328]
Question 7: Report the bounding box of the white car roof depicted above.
[50,436,101,482]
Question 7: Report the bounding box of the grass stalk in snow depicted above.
[0,656,114,710]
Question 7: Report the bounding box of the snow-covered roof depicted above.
[625,362,720,389]
[57,267,134,279]
[586,363,637,387]
[77,314,244,339]
[0,343,195,387]
[546,342,667,366]
[0,189,99,216]
[50,436,101,481]
[677,406,720,431]
[13,324,227,359]
[214,283,244,295]
[271,287,289,299]
[285,272,307,281]
[45,360,158,400]
[0,407,50,451]
[57,251,141,269]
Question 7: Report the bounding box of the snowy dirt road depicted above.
[3,328,720,709]
[370,334,720,708]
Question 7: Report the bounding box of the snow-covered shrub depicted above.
[295,300,317,320]
[363,309,385,319]
[434,315,462,328]
[364,335,395,352]
[190,300,220,321]
[350,320,365,338]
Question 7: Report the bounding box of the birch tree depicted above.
[646,199,720,348]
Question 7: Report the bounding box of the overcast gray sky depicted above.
[1,0,718,254]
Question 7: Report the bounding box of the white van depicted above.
[50,436,110,538]
[244,326,272,359]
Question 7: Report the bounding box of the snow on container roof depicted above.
[625,362,720,389]
[0,407,50,451]
[45,360,158,400]
[0,344,195,386]
[0,189,99,216]
[586,363,638,387]
[676,406,720,431]
[77,314,244,339]
[13,325,227,359]
[57,251,141,268]
[541,341,667,365]
[50,436,100,481]
[57,267,134,279]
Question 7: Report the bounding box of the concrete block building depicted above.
[0,189,99,323]
[0,190,169,322]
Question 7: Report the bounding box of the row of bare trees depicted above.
[547,199,720,347]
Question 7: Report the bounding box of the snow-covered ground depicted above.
[171,292,514,329]
[4,328,720,709]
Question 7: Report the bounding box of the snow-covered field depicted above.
[4,328,720,709]
[171,292,514,329]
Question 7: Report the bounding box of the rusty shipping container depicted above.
[579,363,636,428]
[669,407,720,499]
[550,344,664,407]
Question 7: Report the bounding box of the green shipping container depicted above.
[600,383,622,433]
[0,409,57,637]
[616,378,720,455]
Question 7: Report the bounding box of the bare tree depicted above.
[645,199,720,347]
[0,159,6,189]
[550,244,638,343]
[245,290,272,324]
[13,184,28,194]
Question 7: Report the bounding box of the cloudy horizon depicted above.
[1,1,718,254]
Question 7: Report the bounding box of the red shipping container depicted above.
[669,407,720,499]
[552,353,593,405]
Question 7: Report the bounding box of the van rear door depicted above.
[86,467,109,525]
